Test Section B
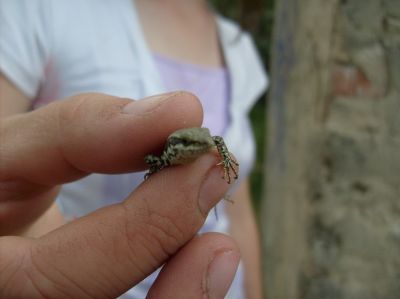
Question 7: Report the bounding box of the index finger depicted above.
[0,92,203,185]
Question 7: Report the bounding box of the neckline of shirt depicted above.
[153,52,228,76]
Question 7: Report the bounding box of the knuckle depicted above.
[57,93,94,125]
[0,238,47,299]
[56,93,128,146]
[120,200,187,266]
[26,241,92,299]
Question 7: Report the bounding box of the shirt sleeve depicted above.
[0,0,51,98]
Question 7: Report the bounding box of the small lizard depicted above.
[144,127,239,184]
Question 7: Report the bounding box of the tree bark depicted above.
[262,0,400,298]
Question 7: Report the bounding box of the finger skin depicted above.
[0,91,202,233]
[0,154,231,298]
[0,91,203,184]
[147,233,240,299]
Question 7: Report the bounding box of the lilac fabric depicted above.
[143,54,246,299]
[153,53,230,136]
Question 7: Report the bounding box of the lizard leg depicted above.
[144,154,164,179]
[144,152,173,179]
[212,136,239,184]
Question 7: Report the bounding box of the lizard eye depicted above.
[168,137,180,145]
[181,139,190,146]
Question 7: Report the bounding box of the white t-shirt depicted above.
[0,0,268,298]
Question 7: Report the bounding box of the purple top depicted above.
[153,53,230,136]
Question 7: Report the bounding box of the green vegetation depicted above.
[249,100,267,214]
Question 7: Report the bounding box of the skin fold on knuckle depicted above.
[120,167,207,260]
[119,197,194,273]
[56,94,131,170]
[0,249,25,297]
[26,240,96,299]
[0,113,48,181]
[0,238,49,299]
[58,93,127,125]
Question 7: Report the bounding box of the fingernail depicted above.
[206,250,240,299]
[198,161,230,215]
[122,92,180,115]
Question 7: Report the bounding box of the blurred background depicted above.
[211,0,275,214]
[214,0,400,298]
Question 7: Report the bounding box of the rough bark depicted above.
[262,0,400,298]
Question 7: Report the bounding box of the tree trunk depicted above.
[262,0,400,298]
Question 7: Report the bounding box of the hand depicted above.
[0,92,240,298]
